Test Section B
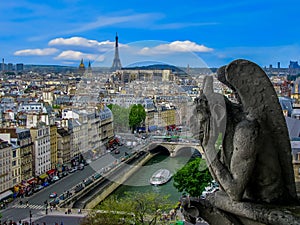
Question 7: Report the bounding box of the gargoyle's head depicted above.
[191,76,227,146]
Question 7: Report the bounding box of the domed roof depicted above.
[79,59,85,69]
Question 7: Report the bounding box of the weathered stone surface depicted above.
[186,59,300,224]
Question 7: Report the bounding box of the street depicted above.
[0,144,135,222]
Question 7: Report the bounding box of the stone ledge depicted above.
[206,191,300,225]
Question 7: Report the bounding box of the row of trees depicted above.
[107,104,146,133]
[81,192,173,225]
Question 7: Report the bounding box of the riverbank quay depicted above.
[59,144,156,209]
[85,151,155,209]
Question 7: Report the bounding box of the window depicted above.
[12,150,16,158]
[297,153,300,161]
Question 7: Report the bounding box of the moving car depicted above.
[49,192,57,198]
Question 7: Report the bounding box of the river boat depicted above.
[150,169,172,185]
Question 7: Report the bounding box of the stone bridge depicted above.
[148,141,204,157]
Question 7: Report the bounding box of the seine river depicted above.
[112,151,193,203]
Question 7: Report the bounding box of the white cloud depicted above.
[139,41,213,55]
[14,48,58,56]
[54,50,103,61]
[49,37,114,49]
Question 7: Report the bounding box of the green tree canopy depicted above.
[81,192,173,225]
[173,157,212,197]
[129,104,146,133]
[107,104,130,132]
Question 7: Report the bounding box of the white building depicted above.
[30,125,51,176]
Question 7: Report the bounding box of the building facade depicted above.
[0,128,33,181]
[50,124,58,169]
[57,128,71,166]
[30,125,51,176]
[0,139,12,193]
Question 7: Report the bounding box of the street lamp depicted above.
[29,210,32,225]
[44,200,48,215]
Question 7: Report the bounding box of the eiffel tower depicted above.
[111,33,122,71]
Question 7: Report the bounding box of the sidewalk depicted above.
[45,207,87,217]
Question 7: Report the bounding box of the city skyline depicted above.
[1,0,300,68]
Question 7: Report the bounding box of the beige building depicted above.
[11,144,21,186]
[60,105,114,159]
[0,128,33,181]
[118,69,174,83]
[99,106,114,153]
[0,139,12,193]
[154,105,176,128]
[57,128,71,165]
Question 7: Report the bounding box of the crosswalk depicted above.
[12,204,45,210]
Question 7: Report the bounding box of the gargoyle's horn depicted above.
[203,75,214,94]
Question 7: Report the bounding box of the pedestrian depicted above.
[78,209,81,214]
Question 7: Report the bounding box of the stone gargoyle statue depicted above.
[184,59,299,225]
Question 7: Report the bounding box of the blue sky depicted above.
[1,0,300,68]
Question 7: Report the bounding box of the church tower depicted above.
[111,33,122,71]
[78,58,85,76]
[87,60,92,78]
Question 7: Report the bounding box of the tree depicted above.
[81,192,173,225]
[173,157,212,197]
[107,104,130,132]
[129,104,146,133]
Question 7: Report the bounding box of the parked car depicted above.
[114,150,120,154]
[78,163,84,170]
[62,171,69,176]
[69,167,77,173]
[42,182,49,187]
[74,184,84,193]
[49,192,57,198]
[83,178,93,186]
[51,176,59,182]
[93,173,101,180]
[25,189,33,196]
[34,185,44,192]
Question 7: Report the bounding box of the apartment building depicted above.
[30,124,51,176]
[57,128,71,165]
[0,128,33,181]
[11,144,21,186]
[0,139,12,193]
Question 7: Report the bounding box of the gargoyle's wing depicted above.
[224,59,297,199]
